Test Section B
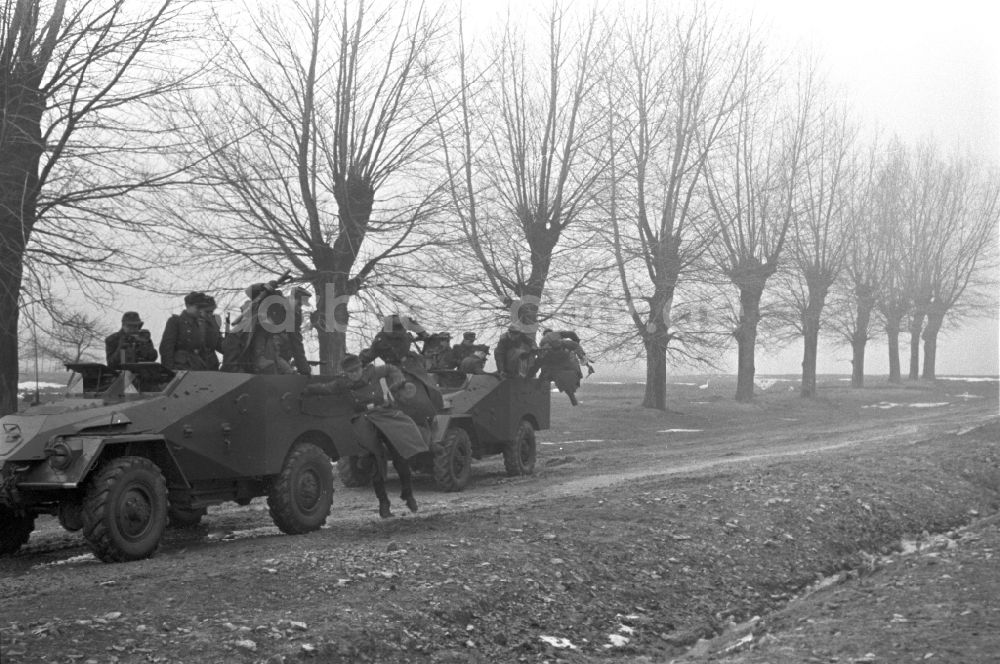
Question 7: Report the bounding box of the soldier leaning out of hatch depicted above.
[105,311,158,370]
[370,314,426,364]
[458,345,490,374]
[450,331,478,364]
[303,353,429,518]
[248,300,298,375]
[159,291,220,371]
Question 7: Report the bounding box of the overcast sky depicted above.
[33,0,999,378]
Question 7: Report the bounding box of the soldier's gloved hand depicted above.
[587,364,595,376]
[298,366,312,376]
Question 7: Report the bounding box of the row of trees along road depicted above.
[3,0,997,417]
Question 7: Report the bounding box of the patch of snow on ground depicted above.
[17,381,64,390]
[950,392,984,399]
[908,402,950,408]
[34,553,97,568]
[592,381,626,385]
[754,378,779,390]
[658,429,704,433]
[541,439,607,445]
[605,634,630,648]
[673,382,698,386]
[863,402,902,409]
[938,376,998,382]
[539,636,578,650]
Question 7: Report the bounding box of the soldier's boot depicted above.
[401,490,418,514]
[378,498,393,519]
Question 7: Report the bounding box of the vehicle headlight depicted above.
[46,441,73,470]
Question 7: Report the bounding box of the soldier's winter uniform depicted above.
[105,312,158,369]
[493,326,537,377]
[303,354,429,518]
[159,293,219,370]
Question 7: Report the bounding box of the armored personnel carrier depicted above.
[0,361,551,562]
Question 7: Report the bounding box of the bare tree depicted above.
[704,61,814,401]
[828,138,895,387]
[37,310,107,367]
[601,4,752,409]
[918,159,999,378]
[162,0,447,369]
[774,103,855,397]
[1,0,199,415]
[435,3,606,329]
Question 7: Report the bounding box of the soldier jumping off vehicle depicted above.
[303,353,429,518]
[159,292,220,370]
[105,312,158,369]
[537,328,594,406]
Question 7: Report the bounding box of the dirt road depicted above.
[1,376,998,663]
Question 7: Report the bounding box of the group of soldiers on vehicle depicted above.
[100,279,593,518]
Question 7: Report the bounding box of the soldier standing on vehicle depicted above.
[201,296,223,370]
[283,287,312,375]
[105,312,158,369]
[493,325,537,377]
[451,331,478,365]
[370,314,425,364]
[160,292,218,371]
[249,300,297,375]
[303,354,428,518]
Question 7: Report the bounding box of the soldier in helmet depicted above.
[159,292,219,371]
[105,312,158,369]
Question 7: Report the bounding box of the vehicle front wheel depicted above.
[503,419,537,477]
[268,443,334,535]
[0,505,34,555]
[433,427,473,492]
[82,456,168,563]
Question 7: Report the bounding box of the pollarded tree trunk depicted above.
[885,315,902,384]
[643,337,668,410]
[907,312,924,380]
[0,258,24,416]
[734,285,764,402]
[921,311,945,380]
[799,285,828,398]
[850,292,875,388]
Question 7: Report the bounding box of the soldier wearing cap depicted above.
[450,331,478,365]
[159,291,219,371]
[105,312,158,369]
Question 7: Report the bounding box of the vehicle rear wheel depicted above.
[503,419,537,477]
[82,456,168,563]
[0,505,34,555]
[433,427,473,492]
[268,443,334,535]
[168,506,207,529]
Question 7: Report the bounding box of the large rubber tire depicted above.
[433,427,473,492]
[337,455,372,487]
[503,419,537,477]
[82,456,168,563]
[268,443,334,535]
[0,505,34,555]
[168,506,207,529]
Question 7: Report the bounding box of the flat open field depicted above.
[1,375,998,663]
